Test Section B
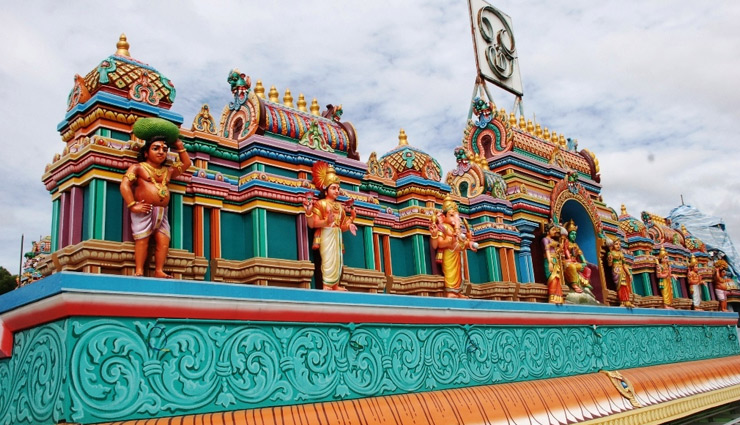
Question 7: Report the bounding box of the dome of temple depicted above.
[66,34,176,111]
[378,129,442,181]
[618,204,647,239]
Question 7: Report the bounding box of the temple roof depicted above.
[67,34,176,111]
[378,129,442,182]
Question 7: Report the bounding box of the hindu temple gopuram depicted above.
[2,4,740,423]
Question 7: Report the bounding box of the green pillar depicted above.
[364,226,375,270]
[170,193,183,249]
[51,199,60,251]
[412,234,427,275]
[252,208,267,257]
[485,246,502,282]
[641,273,653,296]
[701,284,710,301]
[85,179,107,240]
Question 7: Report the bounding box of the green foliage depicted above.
[0,266,17,295]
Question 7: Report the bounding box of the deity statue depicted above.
[304,161,357,290]
[655,247,674,309]
[687,255,705,310]
[607,239,634,308]
[542,222,564,304]
[429,195,478,298]
[713,259,731,312]
[561,220,594,296]
[120,117,191,278]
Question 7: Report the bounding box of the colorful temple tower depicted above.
[2,30,740,424]
[38,34,731,309]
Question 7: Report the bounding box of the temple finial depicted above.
[398,129,408,146]
[116,34,130,57]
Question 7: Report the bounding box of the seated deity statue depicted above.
[561,220,594,297]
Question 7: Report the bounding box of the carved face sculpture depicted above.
[146,140,169,165]
[568,230,577,243]
[613,240,621,251]
[325,183,340,201]
[445,210,462,231]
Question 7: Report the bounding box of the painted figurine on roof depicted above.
[655,247,674,309]
[304,161,357,290]
[687,255,704,310]
[714,259,731,312]
[120,117,191,277]
[608,239,634,308]
[543,221,564,304]
[429,195,479,298]
[562,219,596,300]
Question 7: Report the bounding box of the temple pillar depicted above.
[517,232,535,283]
[296,214,309,261]
[412,234,427,275]
[68,186,84,246]
[372,232,382,272]
[84,179,107,240]
[51,199,60,251]
[252,208,267,257]
[363,226,376,270]
[210,208,221,259]
[485,246,502,282]
[169,193,183,249]
[193,205,205,257]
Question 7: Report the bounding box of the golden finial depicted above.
[254,80,265,99]
[526,119,534,133]
[535,123,543,138]
[398,128,408,146]
[115,34,130,57]
[268,86,279,102]
[499,107,506,118]
[283,89,294,108]
[509,112,516,127]
[621,204,627,216]
[297,93,307,112]
[518,115,526,130]
[310,98,320,116]
[543,127,551,141]
[559,134,567,147]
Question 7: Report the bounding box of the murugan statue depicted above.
[304,161,357,290]
[608,239,634,308]
[655,247,674,309]
[561,220,594,295]
[429,195,478,298]
[120,117,191,278]
[542,222,564,304]
[687,255,705,310]
[713,259,731,312]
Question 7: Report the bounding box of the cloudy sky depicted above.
[1,1,739,274]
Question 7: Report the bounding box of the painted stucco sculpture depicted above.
[542,221,564,304]
[120,117,191,277]
[429,195,479,298]
[304,161,357,290]
[714,259,731,312]
[608,239,634,308]
[2,27,740,425]
[562,219,597,302]
[655,246,674,309]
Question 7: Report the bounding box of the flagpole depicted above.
[18,233,24,281]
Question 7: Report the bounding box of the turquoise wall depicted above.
[1,317,737,424]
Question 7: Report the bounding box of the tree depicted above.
[0,266,17,295]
